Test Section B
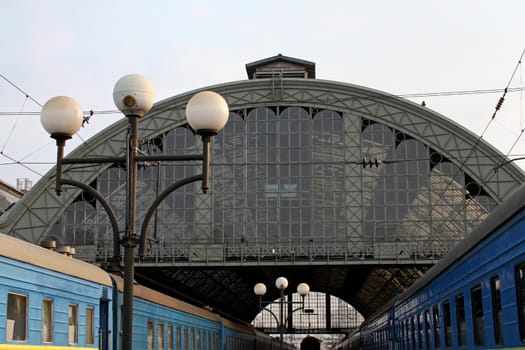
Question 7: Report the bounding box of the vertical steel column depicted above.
[201,134,211,193]
[54,138,66,195]
[325,293,331,331]
[279,289,285,350]
[123,114,139,350]
[287,290,293,333]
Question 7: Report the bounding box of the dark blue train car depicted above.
[355,182,525,349]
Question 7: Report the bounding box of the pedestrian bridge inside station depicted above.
[1,55,523,344]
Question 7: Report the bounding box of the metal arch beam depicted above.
[1,78,523,244]
[155,78,524,200]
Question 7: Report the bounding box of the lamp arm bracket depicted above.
[138,174,203,257]
[284,305,305,325]
[59,178,121,259]
[259,307,280,326]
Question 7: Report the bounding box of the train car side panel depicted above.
[0,256,112,349]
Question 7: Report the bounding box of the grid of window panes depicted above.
[312,110,345,241]
[251,291,364,332]
[49,105,498,256]
[213,107,346,246]
[361,121,497,247]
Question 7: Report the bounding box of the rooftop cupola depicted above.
[246,54,316,80]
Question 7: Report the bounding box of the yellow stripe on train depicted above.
[0,345,96,350]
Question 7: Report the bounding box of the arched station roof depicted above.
[1,57,523,322]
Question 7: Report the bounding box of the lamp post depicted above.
[254,277,310,350]
[40,74,229,350]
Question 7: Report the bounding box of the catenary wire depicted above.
[1,66,525,182]
[433,48,525,238]
[1,87,525,117]
[0,151,44,177]
[0,73,42,107]
[1,96,28,152]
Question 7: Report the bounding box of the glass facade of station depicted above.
[50,104,497,261]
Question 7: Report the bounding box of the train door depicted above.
[99,299,109,350]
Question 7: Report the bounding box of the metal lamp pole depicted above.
[254,277,310,350]
[40,75,229,350]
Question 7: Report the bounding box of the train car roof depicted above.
[110,274,258,334]
[0,232,112,287]
[111,274,223,323]
[395,181,525,306]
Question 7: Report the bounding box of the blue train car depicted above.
[354,182,525,350]
[0,231,293,350]
[111,275,294,349]
[111,274,224,349]
[0,232,113,349]
[331,329,361,350]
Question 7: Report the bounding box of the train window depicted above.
[455,294,467,347]
[406,319,410,350]
[442,300,452,348]
[403,319,408,350]
[148,320,154,350]
[86,307,94,345]
[412,316,417,350]
[515,262,525,342]
[399,319,403,350]
[177,325,182,350]
[7,293,27,341]
[189,327,194,349]
[425,310,431,350]
[158,322,165,350]
[184,327,189,350]
[68,304,78,344]
[42,298,53,343]
[471,285,485,346]
[432,306,440,349]
[419,313,424,350]
[196,329,201,349]
[491,276,503,345]
[168,323,174,350]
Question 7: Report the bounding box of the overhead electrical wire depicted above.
[1,96,28,153]
[1,51,525,182]
[1,87,525,117]
[492,48,525,171]
[432,48,525,239]
[0,151,43,177]
[0,73,42,107]
[504,52,525,158]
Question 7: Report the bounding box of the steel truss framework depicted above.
[1,77,523,323]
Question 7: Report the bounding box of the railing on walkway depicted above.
[73,239,459,266]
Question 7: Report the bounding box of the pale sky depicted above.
[1,0,524,188]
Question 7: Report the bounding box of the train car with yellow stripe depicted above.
[0,233,112,349]
[0,232,292,349]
